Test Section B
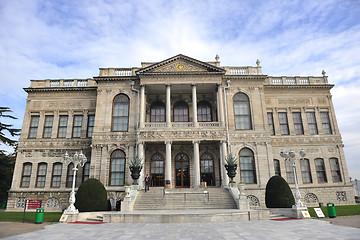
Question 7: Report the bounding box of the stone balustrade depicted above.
[266,76,328,85]
[29,79,96,88]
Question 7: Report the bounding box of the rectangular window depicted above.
[321,112,332,134]
[293,112,304,135]
[278,112,289,135]
[330,158,342,182]
[72,115,83,138]
[58,115,68,138]
[274,159,281,176]
[267,112,275,135]
[307,112,318,135]
[87,115,95,138]
[43,115,54,138]
[51,163,62,188]
[113,103,129,131]
[36,163,47,188]
[21,163,32,188]
[28,116,39,138]
[285,160,294,183]
[300,159,312,183]
[315,158,327,183]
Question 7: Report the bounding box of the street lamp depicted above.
[280,149,306,208]
[62,151,87,214]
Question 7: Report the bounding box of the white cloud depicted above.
[1,0,360,179]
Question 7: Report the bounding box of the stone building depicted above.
[7,54,355,211]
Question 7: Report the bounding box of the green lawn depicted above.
[0,212,62,223]
[308,205,360,217]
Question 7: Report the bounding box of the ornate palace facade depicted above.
[7,54,354,211]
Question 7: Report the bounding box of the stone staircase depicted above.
[133,187,237,211]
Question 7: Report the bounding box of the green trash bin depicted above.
[35,208,44,224]
[327,203,336,218]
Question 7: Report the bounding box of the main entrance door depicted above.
[175,152,190,188]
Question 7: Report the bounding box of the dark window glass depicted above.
[285,160,295,184]
[87,115,95,138]
[330,158,342,182]
[51,163,62,188]
[29,116,39,138]
[150,101,165,122]
[66,163,74,188]
[83,162,90,182]
[307,112,318,135]
[112,94,129,131]
[36,163,47,188]
[58,115,68,138]
[200,153,215,186]
[43,115,54,138]
[72,115,83,138]
[197,101,212,122]
[150,153,164,187]
[315,158,327,183]
[21,163,32,188]
[234,93,251,130]
[274,159,281,176]
[267,112,275,135]
[300,159,312,183]
[293,112,304,135]
[321,112,332,134]
[110,150,126,186]
[239,148,256,183]
[174,101,189,122]
[278,112,289,135]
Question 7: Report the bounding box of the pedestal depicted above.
[292,205,308,219]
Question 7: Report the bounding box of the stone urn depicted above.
[124,185,131,198]
[130,166,142,185]
[225,164,237,183]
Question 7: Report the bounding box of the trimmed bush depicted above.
[265,176,295,208]
[75,178,108,212]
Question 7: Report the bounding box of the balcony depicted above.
[266,76,329,85]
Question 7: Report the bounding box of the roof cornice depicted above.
[24,86,98,93]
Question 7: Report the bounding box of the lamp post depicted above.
[280,149,306,208]
[62,151,87,214]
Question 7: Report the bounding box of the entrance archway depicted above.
[150,153,164,187]
[200,152,215,186]
[175,152,190,188]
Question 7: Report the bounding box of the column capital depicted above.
[191,83,197,87]
[138,141,144,145]
[165,140,172,145]
[192,140,200,144]
[165,83,171,87]
[140,84,145,87]
[220,140,227,144]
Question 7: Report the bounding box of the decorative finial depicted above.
[322,70,326,76]
[215,54,220,62]
[256,59,260,67]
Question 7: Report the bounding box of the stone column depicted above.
[217,84,225,127]
[191,84,198,127]
[166,84,171,127]
[220,141,229,187]
[139,84,146,128]
[165,141,172,188]
[138,142,145,189]
[193,140,200,187]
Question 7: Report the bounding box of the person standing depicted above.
[145,174,150,192]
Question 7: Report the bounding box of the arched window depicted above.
[174,101,189,122]
[197,101,212,122]
[150,101,165,122]
[300,158,312,183]
[21,163,32,188]
[234,93,252,130]
[273,159,281,176]
[66,163,74,188]
[36,163,47,188]
[110,150,126,186]
[51,162,62,188]
[200,153,215,186]
[150,153,164,187]
[315,158,327,183]
[112,94,129,131]
[83,162,90,182]
[239,148,256,183]
[330,158,342,182]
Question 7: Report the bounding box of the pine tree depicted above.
[0,107,21,149]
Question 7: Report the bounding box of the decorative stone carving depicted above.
[336,191,347,202]
[246,195,260,207]
[304,193,318,203]
[16,197,26,208]
[45,198,60,208]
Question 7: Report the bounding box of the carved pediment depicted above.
[136,54,225,75]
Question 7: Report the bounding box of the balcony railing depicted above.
[143,122,221,128]
[266,76,327,85]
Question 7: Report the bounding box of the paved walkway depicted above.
[1,218,360,240]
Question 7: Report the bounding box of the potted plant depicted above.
[129,155,143,185]
[224,153,237,184]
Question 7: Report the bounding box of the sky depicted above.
[0,0,359,179]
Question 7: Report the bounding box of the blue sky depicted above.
[1,0,360,179]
